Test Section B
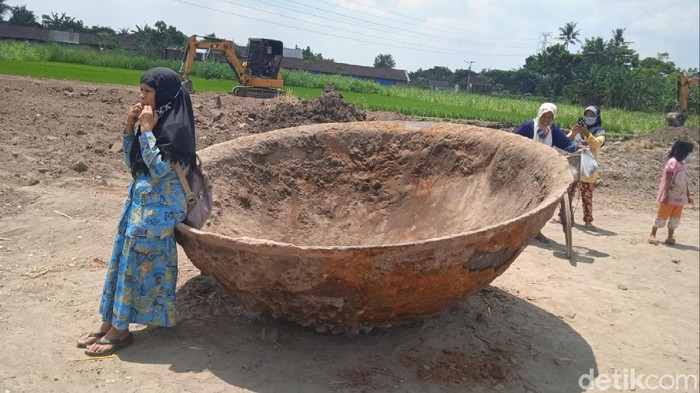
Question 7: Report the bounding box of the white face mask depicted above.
[686,153,693,162]
[583,116,597,126]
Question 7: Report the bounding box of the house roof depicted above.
[281,57,409,83]
[283,47,303,59]
[0,23,48,41]
[80,32,137,50]
[0,23,138,50]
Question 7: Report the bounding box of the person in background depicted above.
[648,139,695,246]
[566,105,606,230]
[514,102,579,153]
[515,102,578,243]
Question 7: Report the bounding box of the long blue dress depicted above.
[99,131,187,330]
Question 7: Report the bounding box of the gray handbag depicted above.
[175,156,213,229]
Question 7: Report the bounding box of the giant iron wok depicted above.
[175,121,572,334]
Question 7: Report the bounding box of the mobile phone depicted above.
[577,116,585,126]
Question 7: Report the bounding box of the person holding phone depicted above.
[566,105,606,230]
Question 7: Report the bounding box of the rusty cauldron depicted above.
[175,121,572,334]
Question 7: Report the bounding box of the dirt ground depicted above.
[0,74,698,393]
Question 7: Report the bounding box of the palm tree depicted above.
[611,28,631,46]
[558,22,582,50]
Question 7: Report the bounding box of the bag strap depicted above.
[174,163,196,212]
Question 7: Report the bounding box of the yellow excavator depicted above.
[666,73,699,127]
[179,34,284,98]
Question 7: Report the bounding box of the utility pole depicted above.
[538,32,552,53]
[464,60,475,93]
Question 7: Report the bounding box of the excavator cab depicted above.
[179,35,284,99]
[245,39,283,79]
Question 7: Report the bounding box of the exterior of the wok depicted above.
[175,121,571,334]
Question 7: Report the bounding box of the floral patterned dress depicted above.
[99,131,187,330]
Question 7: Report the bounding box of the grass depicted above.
[1,60,697,134]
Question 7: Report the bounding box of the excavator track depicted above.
[232,87,283,99]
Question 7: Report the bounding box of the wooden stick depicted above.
[53,210,73,220]
[72,354,118,361]
[22,269,50,278]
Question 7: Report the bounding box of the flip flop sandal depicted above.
[84,333,134,357]
[664,238,676,245]
[76,331,107,348]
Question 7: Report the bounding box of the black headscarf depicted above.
[130,67,196,177]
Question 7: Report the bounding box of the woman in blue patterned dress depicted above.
[77,67,196,356]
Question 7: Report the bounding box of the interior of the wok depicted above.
[206,124,565,247]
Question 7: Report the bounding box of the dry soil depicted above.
[0,75,698,393]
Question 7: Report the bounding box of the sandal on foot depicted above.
[77,331,107,348]
[664,238,676,246]
[84,333,134,357]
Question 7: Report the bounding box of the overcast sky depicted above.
[11,0,700,73]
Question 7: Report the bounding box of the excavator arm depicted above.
[179,35,284,98]
[677,73,699,113]
[179,35,246,89]
[667,73,699,127]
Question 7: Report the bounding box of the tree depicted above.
[8,5,38,27]
[88,25,115,34]
[610,28,629,47]
[117,28,131,36]
[408,66,453,83]
[525,44,579,97]
[639,53,677,77]
[558,22,582,50]
[132,21,187,59]
[41,12,86,31]
[298,46,333,62]
[452,68,476,85]
[374,53,395,69]
[482,68,542,95]
[0,0,11,22]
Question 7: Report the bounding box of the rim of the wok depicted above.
[176,121,572,251]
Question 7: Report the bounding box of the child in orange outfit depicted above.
[649,139,695,245]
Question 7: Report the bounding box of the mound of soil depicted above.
[633,126,700,144]
[249,87,366,133]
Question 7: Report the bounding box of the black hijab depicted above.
[130,67,196,177]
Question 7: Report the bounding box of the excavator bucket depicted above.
[181,79,194,94]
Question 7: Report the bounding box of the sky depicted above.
[9,0,700,73]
